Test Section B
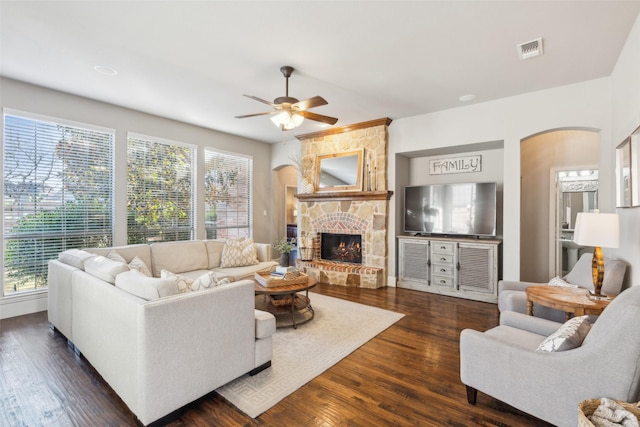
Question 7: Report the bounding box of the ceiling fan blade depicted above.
[293,96,328,111]
[235,111,275,119]
[298,110,338,125]
[243,95,276,107]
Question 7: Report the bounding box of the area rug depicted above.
[216,293,404,418]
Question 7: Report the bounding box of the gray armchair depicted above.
[460,285,640,427]
[499,253,627,322]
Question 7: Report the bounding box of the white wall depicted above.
[611,13,640,286]
[0,78,273,317]
[389,77,611,282]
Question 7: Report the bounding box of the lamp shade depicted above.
[573,212,620,248]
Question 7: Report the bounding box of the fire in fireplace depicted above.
[321,233,362,264]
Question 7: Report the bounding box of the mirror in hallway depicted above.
[554,169,598,276]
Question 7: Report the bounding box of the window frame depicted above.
[126,132,196,244]
[203,146,253,240]
[2,108,115,297]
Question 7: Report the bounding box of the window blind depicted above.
[127,134,195,244]
[3,113,114,295]
[204,148,251,239]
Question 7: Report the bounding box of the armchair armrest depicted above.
[498,279,543,292]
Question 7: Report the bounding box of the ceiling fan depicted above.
[235,66,338,131]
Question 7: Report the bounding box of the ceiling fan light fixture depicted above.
[270,111,304,131]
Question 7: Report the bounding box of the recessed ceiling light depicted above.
[459,94,476,102]
[94,65,118,76]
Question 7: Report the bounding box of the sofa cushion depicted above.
[220,238,259,268]
[537,315,591,352]
[212,261,277,281]
[84,256,130,284]
[129,256,152,277]
[107,250,126,263]
[150,240,209,276]
[116,270,180,300]
[85,244,152,273]
[205,240,226,269]
[58,249,96,269]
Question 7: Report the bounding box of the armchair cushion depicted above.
[536,315,590,352]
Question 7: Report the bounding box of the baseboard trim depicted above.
[0,291,48,319]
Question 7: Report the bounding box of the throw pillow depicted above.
[160,269,193,294]
[115,270,179,300]
[190,271,230,291]
[58,249,96,269]
[84,256,130,284]
[220,237,259,268]
[537,315,591,352]
[548,276,578,288]
[128,256,152,277]
[107,250,127,264]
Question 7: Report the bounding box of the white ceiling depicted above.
[2,1,640,144]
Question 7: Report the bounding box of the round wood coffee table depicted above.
[525,285,613,321]
[254,277,317,328]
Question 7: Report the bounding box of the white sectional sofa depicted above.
[47,238,278,425]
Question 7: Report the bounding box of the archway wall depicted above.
[520,129,599,282]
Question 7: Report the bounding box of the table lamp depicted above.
[573,212,620,296]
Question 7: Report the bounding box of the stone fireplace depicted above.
[294,118,392,288]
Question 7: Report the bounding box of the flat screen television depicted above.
[403,182,497,237]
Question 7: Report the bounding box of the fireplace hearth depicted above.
[321,233,362,264]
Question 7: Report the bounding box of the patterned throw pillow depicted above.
[537,315,591,352]
[548,276,578,288]
[190,271,230,291]
[220,238,259,268]
[160,269,193,294]
[128,256,152,277]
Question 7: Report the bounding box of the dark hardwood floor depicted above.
[1,284,553,426]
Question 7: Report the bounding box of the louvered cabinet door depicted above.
[457,243,498,296]
[398,239,430,285]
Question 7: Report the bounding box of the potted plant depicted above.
[274,237,296,267]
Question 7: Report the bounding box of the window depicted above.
[204,148,251,239]
[3,112,114,296]
[127,134,195,244]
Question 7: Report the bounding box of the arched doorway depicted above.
[272,164,298,243]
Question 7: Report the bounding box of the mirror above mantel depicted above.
[315,149,364,192]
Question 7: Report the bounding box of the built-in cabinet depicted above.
[397,236,501,303]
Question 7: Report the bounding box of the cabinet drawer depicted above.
[431,275,455,288]
[432,264,455,276]
[431,242,455,255]
[432,253,454,264]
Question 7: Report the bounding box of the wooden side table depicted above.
[525,285,613,321]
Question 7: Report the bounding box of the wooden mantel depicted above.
[295,117,392,141]
[295,190,393,202]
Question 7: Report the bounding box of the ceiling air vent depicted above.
[517,38,543,60]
